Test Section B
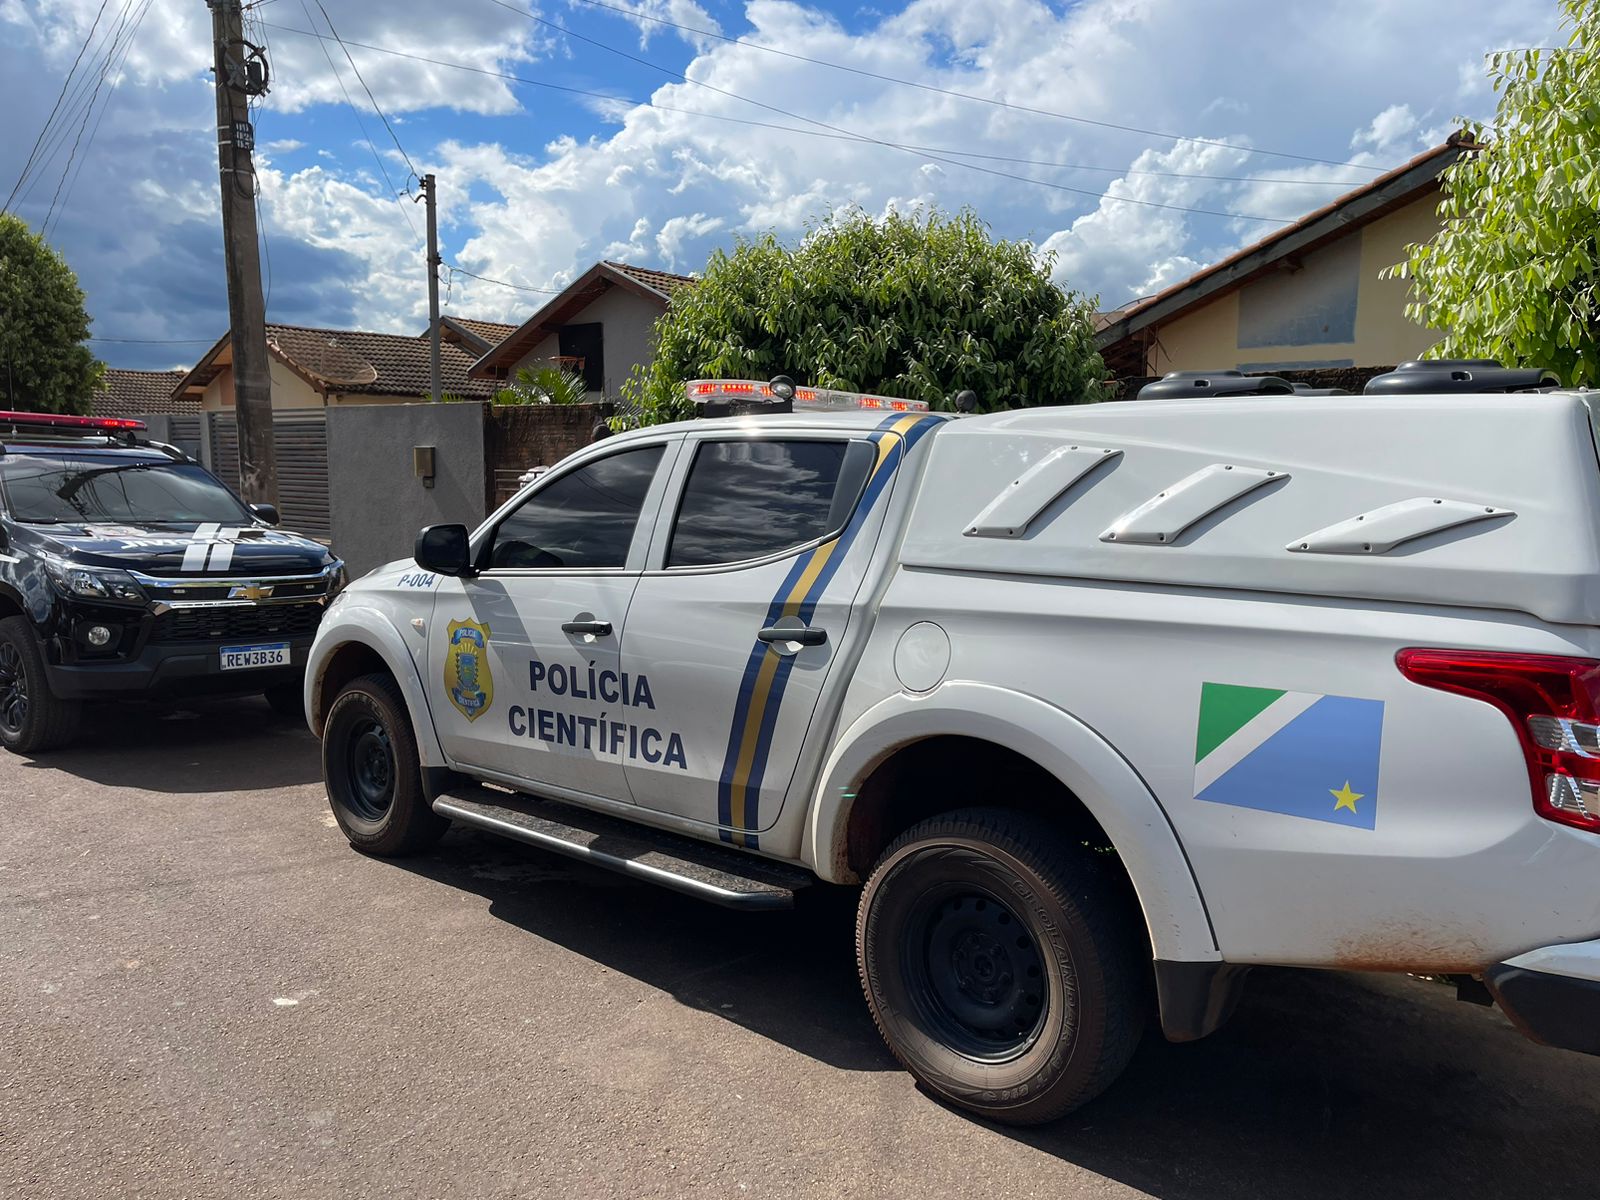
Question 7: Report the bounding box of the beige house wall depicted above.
[507,285,665,400]
[199,362,439,411]
[200,358,322,411]
[1145,192,1443,375]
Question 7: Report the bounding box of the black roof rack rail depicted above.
[1136,370,1296,401]
[1363,359,1561,395]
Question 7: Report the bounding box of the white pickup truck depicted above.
[306,367,1600,1124]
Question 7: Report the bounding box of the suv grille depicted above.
[151,602,325,644]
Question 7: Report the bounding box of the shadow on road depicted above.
[397,825,894,1073]
[407,825,1600,1200]
[17,695,323,793]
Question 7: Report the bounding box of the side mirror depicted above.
[249,502,281,526]
[415,523,474,577]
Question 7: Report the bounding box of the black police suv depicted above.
[0,410,344,753]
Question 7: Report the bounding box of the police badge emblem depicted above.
[444,619,493,721]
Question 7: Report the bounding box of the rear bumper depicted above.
[45,637,312,700]
[1486,938,1600,1056]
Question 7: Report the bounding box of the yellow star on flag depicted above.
[1330,781,1364,813]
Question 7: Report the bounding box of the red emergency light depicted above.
[0,411,146,433]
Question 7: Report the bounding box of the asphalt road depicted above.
[4,697,1600,1199]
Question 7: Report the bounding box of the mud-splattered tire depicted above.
[322,672,448,856]
[857,807,1146,1125]
[0,615,81,754]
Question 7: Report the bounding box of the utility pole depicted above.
[421,173,442,402]
[207,0,277,504]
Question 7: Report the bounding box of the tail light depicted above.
[1396,649,1600,833]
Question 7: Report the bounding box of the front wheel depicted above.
[0,615,81,754]
[857,807,1146,1125]
[322,672,448,856]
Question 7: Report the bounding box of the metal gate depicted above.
[208,411,332,542]
[166,415,204,461]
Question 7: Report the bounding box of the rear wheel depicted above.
[0,615,81,754]
[322,673,447,855]
[857,807,1146,1125]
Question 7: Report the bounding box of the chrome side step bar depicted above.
[432,785,811,910]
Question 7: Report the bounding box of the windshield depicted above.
[0,454,253,525]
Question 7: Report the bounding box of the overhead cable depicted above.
[483,0,1298,223]
[564,0,1389,172]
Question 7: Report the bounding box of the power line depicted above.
[10,0,134,218]
[564,0,1389,172]
[484,0,1298,224]
[445,265,566,294]
[298,0,419,243]
[262,22,1367,190]
[87,336,219,344]
[310,0,420,184]
[42,0,144,235]
[45,0,155,240]
[4,0,114,215]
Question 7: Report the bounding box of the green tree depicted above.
[0,214,102,413]
[624,208,1106,426]
[1389,0,1599,386]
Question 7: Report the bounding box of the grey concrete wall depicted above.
[137,415,172,443]
[326,402,488,578]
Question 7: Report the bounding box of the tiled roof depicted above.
[440,316,517,352]
[265,323,500,398]
[603,261,697,296]
[92,368,195,417]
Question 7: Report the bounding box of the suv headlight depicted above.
[44,561,146,603]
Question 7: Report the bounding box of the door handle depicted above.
[561,618,613,637]
[758,624,826,647]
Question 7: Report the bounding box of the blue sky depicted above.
[0,0,1566,370]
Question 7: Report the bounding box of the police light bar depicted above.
[686,379,929,413]
[0,411,147,432]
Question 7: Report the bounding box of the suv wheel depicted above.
[0,615,81,754]
[857,807,1146,1125]
[322,672,448,855]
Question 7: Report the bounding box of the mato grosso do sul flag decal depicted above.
[1193,683,1385,829]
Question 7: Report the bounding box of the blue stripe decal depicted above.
[716,414,942,845]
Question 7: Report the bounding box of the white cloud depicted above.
[1353,104,1421,154]
[656,212,723,265]
[571,0,724,48]
[1,0,1570,365]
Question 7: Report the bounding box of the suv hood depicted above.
[23,521,334,577]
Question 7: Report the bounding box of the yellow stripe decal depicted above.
[719,414,932,844]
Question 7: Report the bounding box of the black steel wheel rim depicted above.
[343,717,396,821]
[0,643,28,735]
[901,883,1050,1062]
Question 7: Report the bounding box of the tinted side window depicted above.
[489,445,663,570]
[667,439,874,568]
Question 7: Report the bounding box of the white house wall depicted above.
[507,284,666,400]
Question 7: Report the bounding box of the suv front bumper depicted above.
[1486,939,1600,1056]
[45,636,313,700]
